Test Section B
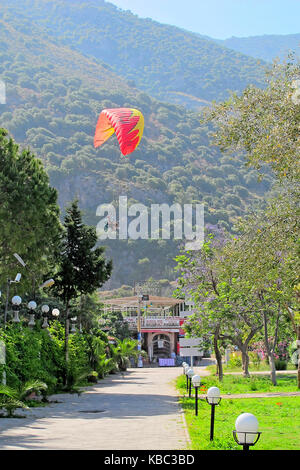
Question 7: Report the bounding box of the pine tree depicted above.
[0,128,61,292]
[53,200,112,383]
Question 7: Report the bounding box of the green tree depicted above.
[204,60,300,182]
[204,59,300,386]
[222,195,299,385]
[0,129,61,294]
[98,310,131,341]
[175,228,228,381]
[53,200,112,384]
[112,338,141,372]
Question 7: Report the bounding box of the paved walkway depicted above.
[0,367,190,450]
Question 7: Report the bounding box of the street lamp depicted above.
[12,295,22,323]
[13,253,26,268]
[206,386,221,441]
[187,368,194,398]
[52,308,60,318]
[70,317,77,333]
[14,253,55,296]
[41,304,50,329]
[4,273,22,326]
[192,374,201,416]
[28,300,37,327]
[233,413,261,451]
[39,279,55,289]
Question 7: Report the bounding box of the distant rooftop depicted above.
[102,295,184,308]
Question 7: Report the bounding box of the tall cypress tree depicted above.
[53,200,112,382]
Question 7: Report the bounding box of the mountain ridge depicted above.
[0,2,272,286]
[0,0,265,109]
[215,33,300,63]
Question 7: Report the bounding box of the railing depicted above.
[180,309,195,318]
[124,316,180,330]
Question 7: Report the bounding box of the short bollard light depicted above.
[206,386,221,441]
[192,374,201,416]
[187,368,194,398]
[184,365,190,392]
[233,413,261,451]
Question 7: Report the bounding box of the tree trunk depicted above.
[285,306,300,390]
[269,354,277,386]
[241,348,250,378]
[262,310,277,386]
[297,326,300,390]
[214,326,223,382]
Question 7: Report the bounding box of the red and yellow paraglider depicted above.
[94,108,144,156]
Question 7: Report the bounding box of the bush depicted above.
[249,351,261,369]
[228,356,242,368]
[87,371,98,383]
[275,360,288,371]
[0,321,113,395]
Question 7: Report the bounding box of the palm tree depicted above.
[112,339,145,371]
[0,385,27,417]
[0,380,47,417]
[97,354,116,378]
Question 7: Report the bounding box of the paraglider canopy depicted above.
[94,108,144,156]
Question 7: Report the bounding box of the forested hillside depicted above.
[0,9,272,286]
[217,33,300,63]
[0,0,264,108]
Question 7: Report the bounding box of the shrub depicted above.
[275,360,288,371]
[249,351,261,369]
[228,356,242,368]
[87,371,98,383]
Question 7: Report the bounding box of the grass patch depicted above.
[180,395,300,450]
[206,363,297,374]
[177,373,298,395]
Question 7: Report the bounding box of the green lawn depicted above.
[206,363,297,374]
[177,373,300,450]
[177,373,298,395]
[180,395,300,450]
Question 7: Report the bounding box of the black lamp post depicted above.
[206,386,221,441]
[187,368,194,398]
[233,413,261,451]
[192,374,201,416]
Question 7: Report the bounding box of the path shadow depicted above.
[0,369,185,450]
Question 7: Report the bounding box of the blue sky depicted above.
[109,0,300,39]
